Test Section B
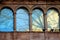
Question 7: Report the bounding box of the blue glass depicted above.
[0,8,13,32]
[32,9,44,32]
[16,9,29,31]
[47,9,59,32]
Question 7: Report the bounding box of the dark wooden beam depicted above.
[0,0,60,3]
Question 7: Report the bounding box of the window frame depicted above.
[0,7,14,32]
[31,8,45,32]
[47,8,60,32]
[16,7,30,32]
[0,5,60,32]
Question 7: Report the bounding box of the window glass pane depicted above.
[32,9,44,32]
[16,9,29,32]
[47,9,59,32]
[0,8,13,32]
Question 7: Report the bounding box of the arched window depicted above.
[32,9,44,32]
[47,8,59,32]
[0,8,14,32]
[16,8,29,32]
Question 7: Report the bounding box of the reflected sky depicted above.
[32,9,44,32]
[16,9,29,31]
[47,9,59,31]
[0,8,13,32]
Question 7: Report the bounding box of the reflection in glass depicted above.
[0,8,13,32]
[16,9,29,31]
[47,9,59,32]
[32,9,44,32]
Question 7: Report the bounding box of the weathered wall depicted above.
[0,1,60,40]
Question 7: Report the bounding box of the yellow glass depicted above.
[47,9,59,32]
